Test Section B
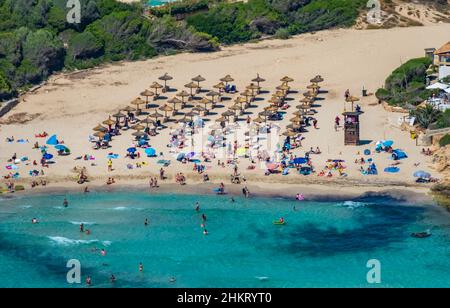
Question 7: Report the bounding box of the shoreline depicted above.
[1,177,436,206]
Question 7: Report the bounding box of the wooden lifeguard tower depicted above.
[343,96,364,146]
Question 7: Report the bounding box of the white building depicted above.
[435,41,450,80]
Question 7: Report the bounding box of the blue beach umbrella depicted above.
[43,153,53,160]
[382,140,394,147]
[145,148,156,157]
[46,135,58,145]
[177,153,185,161]
[293,157,308,164]
[54,144,67,151]
[413,171,431,178]
[127,147,136,153]
[384,166,400,173]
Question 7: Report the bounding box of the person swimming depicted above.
[101,249,107,256]
[86,276,92,286]
[144,218,149,226]
[231,197,235,203]
[139,263,144,272]
[203,229,208,235]
[85,229,91,235]
[110,274,116,283]
[32,218,38,224]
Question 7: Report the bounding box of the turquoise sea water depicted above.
[148,0,177,7]
[0,191,449,288]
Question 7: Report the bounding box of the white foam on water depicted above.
[69,221,96,226]
[53,206,64,210]
[102,241,112,246]
[337,201,367,209]
[111,206,142,211]
[256,276,269,281]
[20,205,32,209]
[48,236,98,246]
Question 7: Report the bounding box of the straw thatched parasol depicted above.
[265,105,278,112]
[159,104,174,118]
[140,117,155,127]
[102,117,115,127]
[158,73,173,89]
[122,106,136,112]
[222,110,235,117]
[253,116,265,124]
[140,90,155,103]
[206,90,221,102]
[300,97,313,104]
[132,131,146,138]
[176,90,190,104]
[93,131,106,138]
[185,110,199,119]
[310,75,324,83]
[191,75,206,89]
[293,110,306,117]
[290,116,303,124]
[112,111,126,119]
[185,81,199,97]
[345,95,360,111]
[246,84,260,96]
[235,97,247,109]
[297,105,310,110]
[220,75,234,86]
[149,111,164,120]
[277,83,290,93]
[215,116,227,123]
[131,123,146,131]
[131,97,145,112]
[150,82,164,96]
[280,76,294,83]
[199,97,212,109]
[178,117,191,124]
[93,124,108,132]
[252,74,265,87]
[213,82,225,89]
[192,105,206,114]
[229,104,242,112]
[282,130,297,137]
[167,97,182,110]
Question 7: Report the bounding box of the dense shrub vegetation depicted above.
[0,0,218,99]
[0,0,368,100]
[439,134,450,147]
[375,57,434,107]
[186,0,367,44]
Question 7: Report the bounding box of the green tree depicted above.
[410,105,443,129]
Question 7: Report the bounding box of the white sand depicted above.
[1,24,449,193]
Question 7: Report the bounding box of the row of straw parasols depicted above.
[282,75,325,137]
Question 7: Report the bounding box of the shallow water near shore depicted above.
[0,192,449,288]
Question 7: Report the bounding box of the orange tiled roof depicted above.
[435,41,450,55]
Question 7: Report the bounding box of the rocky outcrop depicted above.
[433,145,450,174]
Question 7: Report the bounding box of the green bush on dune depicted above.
[376,57,434,107]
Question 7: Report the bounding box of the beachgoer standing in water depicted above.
[63,198,69,208]
[86,276,92,286]
[202,214,207,222]
[144,218,149,226]
[80,223,84,232]
[139,263,144,272]
[195,202,200,212]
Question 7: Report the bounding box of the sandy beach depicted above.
[1,23,450,198]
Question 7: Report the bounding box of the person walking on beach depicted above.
[313,119,318,129]
[345,89,350,100]
[242,186,250,198]
[107,159,113,172]
[160,168,165,180]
